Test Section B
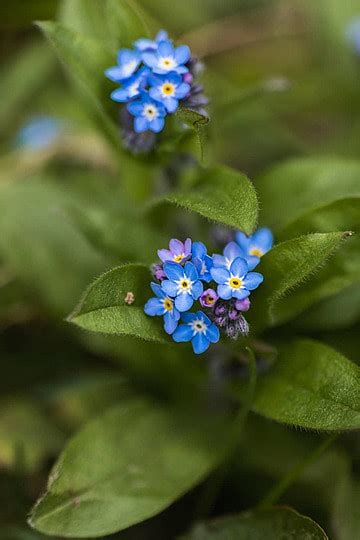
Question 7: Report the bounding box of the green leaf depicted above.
[247,339,360,431]
[29,398,229,537]
[146,165,258,234]
[333,472,360,540]
[176,107,210,163]
[248,231,350,330]
[0,526,46,540]
[256,157,360,235]
[181,507,327,539]
[36,21,120,149]
[68,264,169,343]
[0,398,64,473]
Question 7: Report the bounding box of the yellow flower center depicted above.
[205,294,215,305]
[162,83,175,96]
[249,247,264,258]
[229,277,243,289]
[173,253,185,263]
[163,298,173,311]
[160,57,175,70]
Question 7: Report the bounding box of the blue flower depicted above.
[105,49,141,82]
[191,241,213,282]
[172,311,220,354]
[144,282,180,334]
[134,30,169,52]
[148,72,190,112]
[161,261,203,312]
[210,257,263,301]
[235,227,273,270]
[127,93,167,133]
[110,67,149,103]
[143,40,190,75]
[212,241,243,270]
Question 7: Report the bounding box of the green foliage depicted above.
[247,340,360,430]
[29,398,229,537]
[181,507,328,539]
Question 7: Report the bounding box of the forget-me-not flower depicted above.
[161,261,203,312]
[143,40,190,75]
[149,72,190,112]
[191,241,213,282]
[235,227,273,270]
[144,282,180,334]
[110,67,149,103]
[127,93,167,133]
[172,311,220,354]
[105,49,142,82]
[158,238,192,264]
[212,241,243,270]
[211,257,263,301]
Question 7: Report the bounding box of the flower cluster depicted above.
[105,30,208,153]
[144,228,273,354]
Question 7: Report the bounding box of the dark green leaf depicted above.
[181,507,327,539]
[146,165,258,234]
[69,264,169,343]
[248,339,360,431]
[29,399,229,537]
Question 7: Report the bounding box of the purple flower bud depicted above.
[151,263,166,281]
[228,308,240,321]
[235,298,251,312]
[215,316,227,327]
[183,72,193,85]
[214,303,226,316]
[200,288,218,308]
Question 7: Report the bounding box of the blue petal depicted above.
[251,227,274,253]
[142,52,158,68]
[110,88,130,102]
[163,312,178,334]
[127,101,144,116]
[172,324,193,342]
[217,284,232,300]
[164,97,178,113]
[192,333,210,354]
[235,231,250,251]
[191,280,203,300]
[158,40,174,56]
[134,38,155,51]
[175,82,190,99]
[230,257,248,278]
[175,293,193,312]
[232,289,250,300]
[181,312,196,323]
[156,30,169,42]
[164,261,183,281]
[197,311,211,325]
[105,66,124,82]
[223,241,242,261]
[149,87,162,101]
[144,297,164,316]
[134,116,148,133]
[212,254,228,268]
[206,323,220,343]
[210,266,230,284]
[161,280,178,297]
[243,272,264,290]
[118,49,139,65]
[175,45,191,65]
[192,241,206,259]
[246,255,260,271]
[150,117,165,133]
[184,261,198,281]
[150,282,165,298]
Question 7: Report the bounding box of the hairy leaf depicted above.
[69,264,169,343]
[181,507,327,539]
[176,107,210,163]
[29,399,229,537]
[146,165,258,234]
[248,339,360,431]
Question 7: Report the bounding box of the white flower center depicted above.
[143,105,159,120]
[122,60,137,78]
[176,277,192,294]
[159,56,176,70]
[191,319,207,334]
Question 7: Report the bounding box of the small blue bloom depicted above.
[143,40,190,75]
[148,72,190,112]
[134,30,169,51]
[15,116,62,150]
[210,257,263,301]
[127,92,167,133]
[191,241,213,282]
[158,238,192,264]
[105,49,141,82]
[144,282,180,334]
[161,261,203,312]
[235,227,273,270]
[172,311,220,354]
[110,67,149,103]
[212,241,243,270]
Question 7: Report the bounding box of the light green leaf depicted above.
[248,339,360,431]
[29,399,229,537]
[248,231,350,330]
[146,165,258,234]
[0,398,64,473]
[176,107,210,163]
[68,264,169,343]
[181,507,327,539]
[257,157,360,234]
